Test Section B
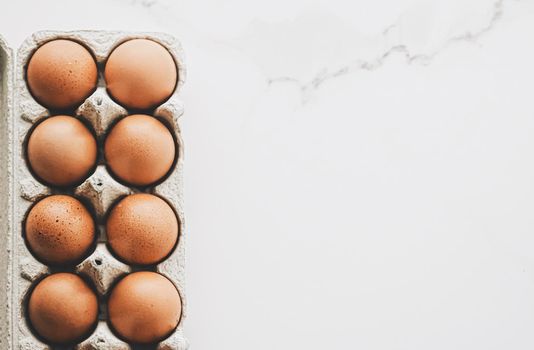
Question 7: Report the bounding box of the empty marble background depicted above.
[2,0,534,349]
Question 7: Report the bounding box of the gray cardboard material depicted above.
[0,33,14,350]
[1,31,187,349]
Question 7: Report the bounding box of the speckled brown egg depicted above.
[104,114,175,186]
[25,195,95,265]
[28,273,98,344]
[27,115,97,187]
[27,39,97,110]
[107,193,178,265]
[104,39,177,110]
[108,272,182,344]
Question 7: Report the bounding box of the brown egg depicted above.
[107,194,178,265]
[108,272,181,344]
[27,115,97,187]
[104,114,175,186]
[25,195,95,265]
[105,39,177,110]
[28,273,98,344]
[27,39,97,110]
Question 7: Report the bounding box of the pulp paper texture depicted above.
[1,31,187,350]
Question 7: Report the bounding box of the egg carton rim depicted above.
[0,33,15,350]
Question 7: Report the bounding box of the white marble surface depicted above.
[2,0,534,349]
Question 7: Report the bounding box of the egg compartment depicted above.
[20,271,101,349]
[11,31,187,350]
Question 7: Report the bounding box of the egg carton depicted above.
[0,31,188,349]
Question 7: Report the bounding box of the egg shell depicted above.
[25,195,95,265]
[104,114,175,187]
[27,115,97,187]
[108,271,182,344]
[105,38,177,110]
[107,193,178,265]
[28,273,98,345]
[26,39,97,110]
